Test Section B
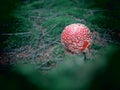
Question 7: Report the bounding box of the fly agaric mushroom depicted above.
[61,23,92,60]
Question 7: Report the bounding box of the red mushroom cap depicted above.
[61,23,92,54]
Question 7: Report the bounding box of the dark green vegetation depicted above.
[0,47,120,90]
[0,0,120,90]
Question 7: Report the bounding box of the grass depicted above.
[1,0,119,72]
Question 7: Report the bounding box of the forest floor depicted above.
[0,30,115,72]
[0,0,120,72]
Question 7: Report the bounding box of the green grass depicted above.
[2,0,119,70]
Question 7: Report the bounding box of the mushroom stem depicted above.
[83,52,87,61]
[83,48,91,61]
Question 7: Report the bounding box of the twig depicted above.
[39,22,60,39]
[0,32,31,36]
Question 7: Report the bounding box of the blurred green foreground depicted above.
[0,46,120,90]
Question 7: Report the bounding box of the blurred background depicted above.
[0,0,120,90]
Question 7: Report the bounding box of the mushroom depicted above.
[61,23,92,60]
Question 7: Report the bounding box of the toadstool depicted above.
[61,23,92,60]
